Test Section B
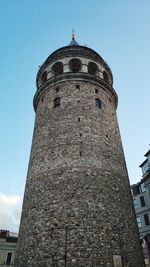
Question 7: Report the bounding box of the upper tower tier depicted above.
[34,39,117,111]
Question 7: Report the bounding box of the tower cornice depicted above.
[33,72,118,111]
[36,45,113,87]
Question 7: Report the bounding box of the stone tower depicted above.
[15,36,145,267]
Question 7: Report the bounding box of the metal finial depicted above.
[72,29,75,40]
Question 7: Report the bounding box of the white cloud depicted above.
[0,192,22,233]
[0,192,20,206]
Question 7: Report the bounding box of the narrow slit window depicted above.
[144,214,150,225]
[41,95,44,102]
[6,252,12,264]
[95,98,102,109]
[140,196,145,207]
[54,97,61,108]
[78,117,80,122]
[55,87,59,92]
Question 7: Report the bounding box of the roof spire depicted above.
[72,29,75,40]
[69,29,79,46]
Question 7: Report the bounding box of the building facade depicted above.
[15,36,145,267]
[131,149,150,266]
[0,230,17,267]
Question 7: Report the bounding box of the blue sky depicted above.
[0,0,150,232]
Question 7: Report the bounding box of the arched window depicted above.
[88,62,98,75]
[52,62,63,76]
[41,71,47,83]
[95,98,102,109]
[103,71,109,83]
[54,97,61,108]
[69,58,82,72]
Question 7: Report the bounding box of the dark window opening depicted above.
[41,95,44,102]
[144,214,150,225]
[78,117,80,122]
[132,186,140,196]
[88,62,98,75]
[41,71,47,83]
[54,97,61,108]
[76,85,80,89]
[80,152,82,156]
[95,98,102,109]
[6,252,12,264]
[140,196,146,207]
[106,135,108,138]
[80,133,82,137]
[69,58,82,72]
[95,89,98,94]
[6,236,17,243]
[55,87,59,92]
[103,71,109,82]
[52,62,63,76]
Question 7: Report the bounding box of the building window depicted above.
[136,217,142,228]
[76,85,80,89]
[144,214,150,226]
[54,97,61,108]
[141,161,150,175]
[140,183,145,193]
[95,89,98,94]
[88,62,98,75]
[52,62,63,75]
[95,98,102,109]
[133,199,138,210]
[69,58,82,72]
[6,252,12,264]
[140,196,146,207]
[131,185,140,196]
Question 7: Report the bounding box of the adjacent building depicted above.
[131,149,150,266]
[0,230,18,266]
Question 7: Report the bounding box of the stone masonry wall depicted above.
[15,77,145,267]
